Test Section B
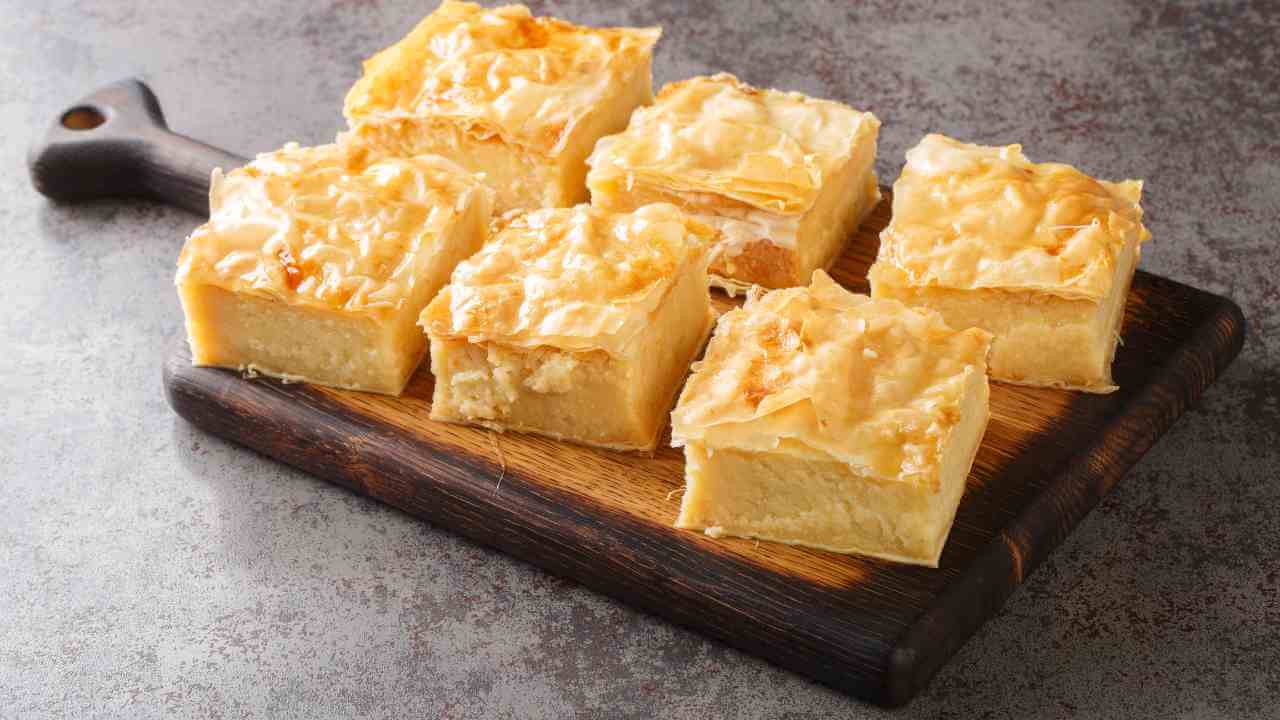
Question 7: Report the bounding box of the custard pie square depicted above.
[343,0,661,215]
[671,271,992,567]
[421,203,715,451]
[869,133,1150,393]
[176,142,493,396]
[587,73,881,291]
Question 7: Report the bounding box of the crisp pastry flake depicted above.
[588,73,878,217]
[422,203,715,355]
[672,271,992,489]
[176,142,490,314]
[877,133,1150,300]
[343,0,661,158]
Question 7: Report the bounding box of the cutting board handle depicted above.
[27,78,247,216]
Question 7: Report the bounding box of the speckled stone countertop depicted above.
[3,1,1277,717]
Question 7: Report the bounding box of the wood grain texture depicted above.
[163,193,1245,706]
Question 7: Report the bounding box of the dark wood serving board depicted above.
[161,194,1243,706]
[32,80,1246,707]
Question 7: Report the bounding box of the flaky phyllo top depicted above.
[176,142,490,314]
[588,73,880,215]
[874,134,1150,300]
[672,272,992,488]
[343,0,660,157]
[422,203,713,355]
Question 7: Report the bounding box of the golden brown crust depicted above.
[873,133,1150,300]
[587,73,879,216]
[343,0,660,157]
[671,271,992,489]
[175,142,491,315]
[708,237,800,289]
[421,203,713,355]
[588,73,879,291]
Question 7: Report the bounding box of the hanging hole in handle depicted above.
[61,106,106,131]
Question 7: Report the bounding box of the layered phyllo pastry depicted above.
[343,0,661,214]
[588,73,880,291]
[671,271,992,566]
[422,203,715,451]
[176,142,492,395]
[869,134,1150,392]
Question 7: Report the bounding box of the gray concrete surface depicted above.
[3,1,1277,717]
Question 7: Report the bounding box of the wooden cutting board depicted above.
[30,79,1245,707]
[161,194,1244,707]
